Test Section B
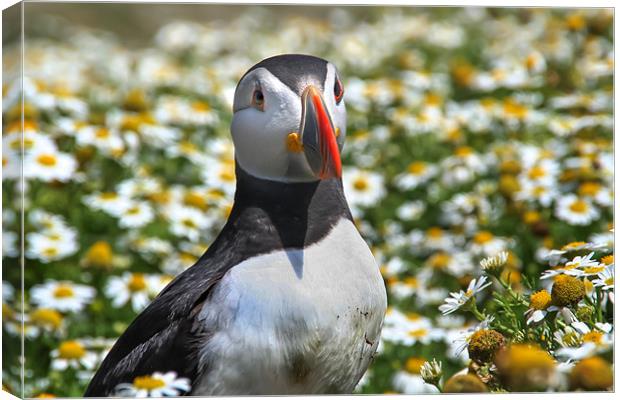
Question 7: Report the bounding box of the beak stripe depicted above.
[311,92,342,179]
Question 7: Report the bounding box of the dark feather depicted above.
[84,165,351,396]
[240,54,329,96]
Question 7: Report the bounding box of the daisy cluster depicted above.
[1,6,613,396]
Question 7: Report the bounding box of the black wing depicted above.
[84,167,351,397]
[83,257,226,397]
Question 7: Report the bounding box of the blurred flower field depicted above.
[1,6,614,396]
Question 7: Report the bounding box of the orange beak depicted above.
[300,85,342,179]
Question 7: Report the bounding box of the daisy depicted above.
[592,266,613,291]
[114,371,191,397]
[392,370,439,394]
[165,206,214,242]
[519,159,559,187]
[2,231,18,258]
[139,124,181,149]
[451,316,495,357]
[2,129,56,156]
[76,125,125,155]
[514,181,559,207]
[541,252,602,279]
[83,192,133,217]
[555,322,613,361]
[118,201,155,229]
[2,281,15,302]
[50,340,99,371]
[469,230,508,257]
[117,177,163,199]
[524,289,553,325]
[104,272,167,312]
[26,230,79,263]
[128,235,174,263]
[555,194,600,226]
[381,310,443,346]
[395,200,426,221]
[200,156,237,197]
[23,148,77,182]
[387,277,418,300]
[439,276,491,315]
[165,140,207,165]
[380,257,407,278]
[394,161,437,190]
[30,280,95,313]
[27,308,65,336]
[342,168,386,209]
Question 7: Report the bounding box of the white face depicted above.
[231,62,346,183]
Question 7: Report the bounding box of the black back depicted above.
[240,54,329,95]
[84,165,352,396]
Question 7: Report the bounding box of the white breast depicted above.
[191,218,387,395]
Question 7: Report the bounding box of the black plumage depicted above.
[84,166,351,396]
[241,54,329,95]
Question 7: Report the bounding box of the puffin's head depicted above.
[231,54,346,183]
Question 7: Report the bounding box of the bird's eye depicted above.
[251,88,265,111]
[334,78,344,104]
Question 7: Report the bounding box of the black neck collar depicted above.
[211,163,352,257]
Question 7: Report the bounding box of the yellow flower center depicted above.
[178,141,197,154]
[408,328,428,338]
[496,344,554,375]
[424,93,441,106]
[219,168,235,182]
[566,13,586,30]
[30,308,63,329]
[43,247,59,258]
[58,341,86,359]
[191,101,210,112]
[503,99,528,119]
[133,376,166,390]
[53,285,74,298]
[582,331,603,345]
[428,252,451,269]
[100,192,118,200]
[353,178,369,191]
[604,277,613,286]
[562,241,586,250]
[181,218,198,229]
[525,53,537,70]
[583,266,605,274]
[128,273,147,292]
[600,255,613,265]
[407,161,427,175]
[528,166,546,179]
[523,210,541,224]
[405,357,427,374]
[530,290,552,310]
[95,128,110,139]
[426,227,443,239]
[403,277,418,287]
[454,146,473,157]
[578,182,601,197]
[552,275,585,306]
[562,331,582,347]
[473,231,494,244]
[37,154,57,167]
[569,200,589,214]
[184,192,207,210]
[85,241,113,267]
[126,206,140,215]
[406,312,421,321]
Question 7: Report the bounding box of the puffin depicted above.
[85,54,387,396]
